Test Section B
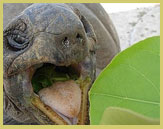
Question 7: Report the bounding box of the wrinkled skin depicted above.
[3,3,120,125]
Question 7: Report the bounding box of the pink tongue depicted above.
[38,80,81,118]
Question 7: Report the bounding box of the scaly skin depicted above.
[3,3,120,125]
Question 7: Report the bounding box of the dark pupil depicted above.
[14,35,24,44]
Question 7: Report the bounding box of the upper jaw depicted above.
[6,34,89,77]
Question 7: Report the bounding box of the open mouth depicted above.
[29,63,90,125]
[31,63,80,94]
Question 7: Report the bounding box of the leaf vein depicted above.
[91,93,160,105]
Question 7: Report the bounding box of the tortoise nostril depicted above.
[76,33,81,39]
[63,37,68,42]
[76,33,83,42]
[62,37,70,47]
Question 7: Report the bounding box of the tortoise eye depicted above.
[7,33,29,51]
[4,20,30,51]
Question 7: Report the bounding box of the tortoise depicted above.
[3,3,120,125]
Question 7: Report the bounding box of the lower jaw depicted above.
[31,77,91,125]
[27,63,92,125]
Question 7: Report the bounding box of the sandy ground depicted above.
[110,5,160,50]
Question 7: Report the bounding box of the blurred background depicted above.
[101,3,160,50]
[101,3,159,13]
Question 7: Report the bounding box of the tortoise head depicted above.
[3,3,96,125]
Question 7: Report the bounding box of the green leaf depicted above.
[89,36,160,125]
[100,107,160,125]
